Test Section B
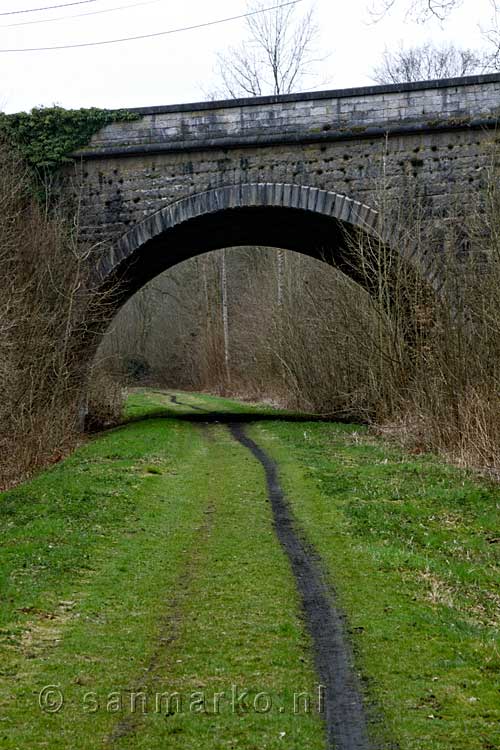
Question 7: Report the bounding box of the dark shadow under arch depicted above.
[97,183,382,308]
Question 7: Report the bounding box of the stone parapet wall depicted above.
[77,74,500,158]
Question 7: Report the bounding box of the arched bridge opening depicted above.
[96,183,386,312]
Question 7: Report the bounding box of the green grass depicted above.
[1,389,499,749]
[0,394,324,749]
[123,387,291,420]
[251,420,500,750]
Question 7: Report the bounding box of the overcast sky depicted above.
[0,0,493,113]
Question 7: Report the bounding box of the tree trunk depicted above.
[221,249,231,386]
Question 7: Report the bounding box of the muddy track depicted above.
[169,394,206,411]
[108,394,371,748]
[230,423,371,750]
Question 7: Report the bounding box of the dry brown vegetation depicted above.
[342,173,500,471]
[101,156,499,473]
[0,143,120,486]
[2,130,496,484]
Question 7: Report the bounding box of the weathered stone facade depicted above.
[72,73,500,299]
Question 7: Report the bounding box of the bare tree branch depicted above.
[370,0,464,23]
[369,0,500,68]
[213,0,322,98]
[372,42,492,84]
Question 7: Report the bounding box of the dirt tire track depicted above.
[230,422,371,750]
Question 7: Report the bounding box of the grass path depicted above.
[1,389,499,749]
[251,419,500,750]
[230,423,370,750]
[0,392,325,749]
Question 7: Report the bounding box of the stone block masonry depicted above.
[69,73,500,297]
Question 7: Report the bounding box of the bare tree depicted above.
[214,0,320,98]
[371,0,469,23]
[483,2,500,70]
[207,0,324,387]
[372,42,489,84]
[220,248,231,386]
[370,0,499,68]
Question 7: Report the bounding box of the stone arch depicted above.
[97,183,384,304]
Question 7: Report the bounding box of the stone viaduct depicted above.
[73,73,500,306]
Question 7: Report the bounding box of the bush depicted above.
[0,143,123,486]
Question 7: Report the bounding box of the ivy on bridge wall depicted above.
[0,106,139,175]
